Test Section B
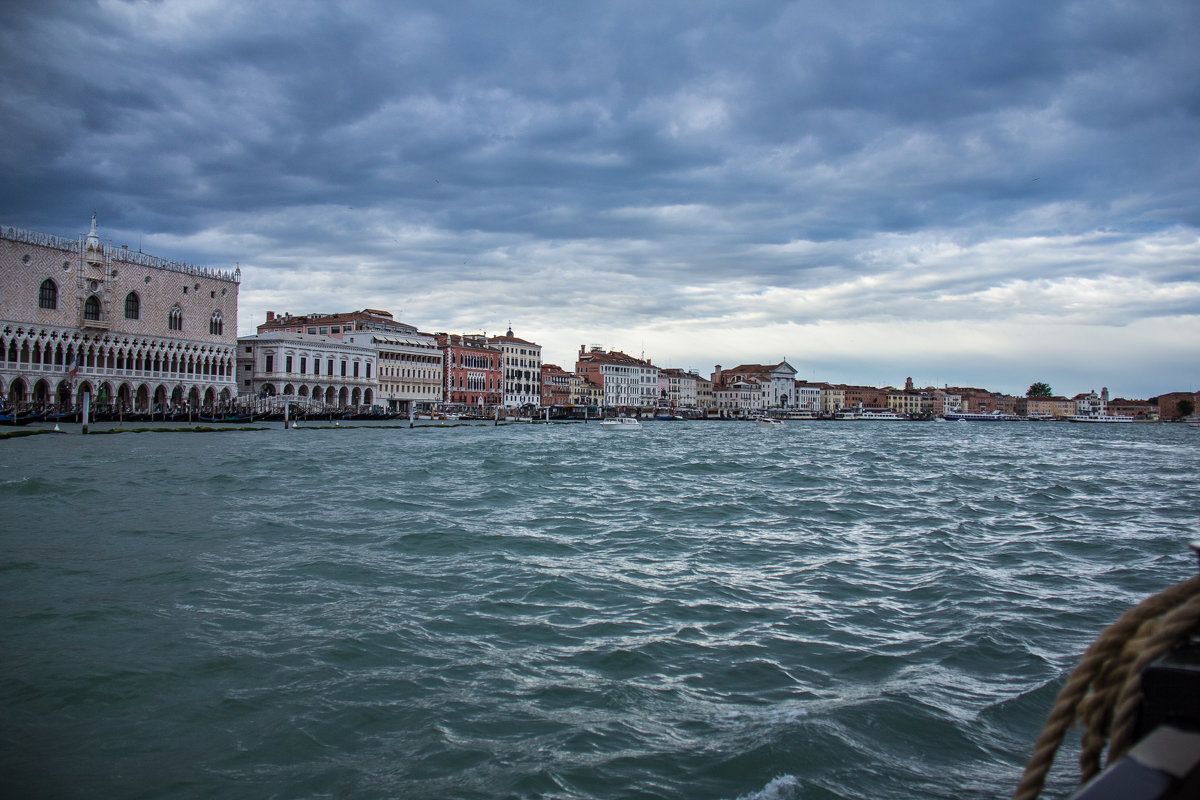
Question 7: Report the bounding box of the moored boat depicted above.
[943,410,1019,422]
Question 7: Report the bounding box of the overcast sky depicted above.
[3,0,1197,398]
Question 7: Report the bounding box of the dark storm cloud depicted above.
[1,0,1197,396]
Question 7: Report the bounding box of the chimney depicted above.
[266,311,275,321]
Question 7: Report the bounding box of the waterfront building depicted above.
[540,363,573,408]
[660,368,699,411]
[946,387,994,413]
[1152,391,1199,420]
[1016,395,1075,419]
[841,385,888,411]
[344,329,442,414]
[712,362,798,409]
[794,380,823,413]
[1,216,239,412]
[1073,388,1109,417]
[1105,397,1156,420]
[695,374,714,411]
[569,374,603,410]
[236,332,375,409]
[575,346,660,409]
[713,378,760,415]
[436,333,503,411]
[257,308,410,338]
[820,384,844,416]
[885,385,925,418]
[488,328,542,409]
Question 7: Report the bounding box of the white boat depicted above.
[835,404,906,421]
[754,417,785,429]
[943,410,1019,422]
[599,416,642,430]
[1068,413,1133,423]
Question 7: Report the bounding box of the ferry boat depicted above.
[835,404,905,421]
[1068,412,1133,423]
[943,410,1019,422]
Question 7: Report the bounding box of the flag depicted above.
[69,349,83,379]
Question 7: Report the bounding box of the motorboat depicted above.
[599,416,642,430]
[754,416,785,429]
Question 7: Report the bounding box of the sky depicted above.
[2,0,1197,399]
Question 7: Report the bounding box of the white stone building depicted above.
[488,328,542,409]
[236,332,376,409]
[1,216,239,412]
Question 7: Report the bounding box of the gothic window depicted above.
[209,310,223,335]
[39,279,57,309]
[125,292,140,319]
[84,295,101,321]
[168,304,183,331]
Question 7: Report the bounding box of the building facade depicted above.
[345,330,442,414]
[438,333,504,410]
[1,217,239,412]
[540,363,573,408]
[236,332,376,409]
[488,328,542,409]
[575,346,660,408]
[257,308,410,338]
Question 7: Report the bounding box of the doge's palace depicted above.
[1,215,240,413]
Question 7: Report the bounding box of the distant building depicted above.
[344,329,442,414]
[575,346,660,408]
[488,328,542,409]
[711,361,798,409]
[1,216,240,412]
[236,332,376,408]
[438,333,503,410]
[257,308,409,338]
[541,363,573,408]
[1153,391,1199,420]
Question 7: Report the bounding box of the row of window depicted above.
[261,354,371,379]
[37,280,224,334]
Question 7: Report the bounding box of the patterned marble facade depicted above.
[1,217,239,412]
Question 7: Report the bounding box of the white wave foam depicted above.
[730,774,800,800]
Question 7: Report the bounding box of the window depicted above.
[124,292,140,319]
[209,310,223,335]
[314,359,320,375]
[327,358,334,375]
[319,327,328,334]
[353,361,360,378]
[307,327,316,334]
[39,279,57,309]
[330,326,340,334]
[285,356,293,373]
[84,295,101,321]
[168,304,183,331]
[300,357,306,374]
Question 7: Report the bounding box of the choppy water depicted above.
[1,420,1197,800]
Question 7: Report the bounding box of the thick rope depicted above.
[1013,574,1200,800]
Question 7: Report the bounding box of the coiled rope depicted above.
[1013,573,1200,800]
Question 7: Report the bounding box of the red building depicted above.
[436,333,503,410]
